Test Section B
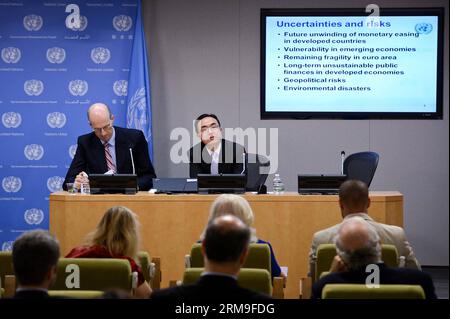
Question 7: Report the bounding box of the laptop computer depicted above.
[89,174,138,194]
[298,174,347,194]
[152,178,198,194]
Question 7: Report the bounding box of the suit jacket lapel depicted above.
[91,134,108,173]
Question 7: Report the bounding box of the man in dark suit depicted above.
[189,114,245,177]
[63,103,156,191]
[311,217,437,299]
[151,215,271,300]
[12,230,60,299]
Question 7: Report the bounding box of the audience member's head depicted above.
[12,230,60,289]
[86,206,140,259]
[202,215,251,275]
[334,217,381,271]
[338,180,370,218]
[202,194,257,242]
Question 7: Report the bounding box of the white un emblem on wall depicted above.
[113,15,133,31]
[24,208,44,225]
[90,47,111,64]
[69,15,88,31]
[2,112,22,128]
[24,144,44,160]
[68,80,88,96]
[69,144,77,159]
[113,80,128,96]
[46,47,66,64]
[47,176,64,193]
[23,14,43,31]
[2,241,14,252]
[1,47,21,64]
[2,176,22,193]
[24,80,44,96]
[47,112,67,128]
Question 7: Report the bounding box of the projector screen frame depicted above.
[260,7,444,120]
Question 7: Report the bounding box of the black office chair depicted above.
[343,151,379,187]
[245,153,270,193]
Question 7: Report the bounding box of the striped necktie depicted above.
[104,142,116,173]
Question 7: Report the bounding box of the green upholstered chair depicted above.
[182,267,272,296]
[51,258,137,294]
[137,251,161,289]
[315,244,400,282]
[322,284,425,299]
[187,243,272,274]
[0,251,14,290]
[48,290,105,298]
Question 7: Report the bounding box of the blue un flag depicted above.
[126,1,153,160]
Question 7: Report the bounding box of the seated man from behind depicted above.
[151,215,271,300]
[12,230,60,299]
[311,217,436,299]
[308,179,420,279]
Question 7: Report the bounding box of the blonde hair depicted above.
[86,206,140,260]
[201,194,257,242]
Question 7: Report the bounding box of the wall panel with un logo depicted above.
[0,0,139,249]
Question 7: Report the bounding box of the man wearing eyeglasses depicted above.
[189,114,245,177]
[63,102,156,190]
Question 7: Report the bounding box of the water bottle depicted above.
[273,173,285,194]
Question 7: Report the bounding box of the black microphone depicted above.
[341,150,346,175]
[129,146,136,175]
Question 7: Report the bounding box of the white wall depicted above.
[143,0,449,265]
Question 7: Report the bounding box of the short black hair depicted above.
[204,217,250,263]
[12,230,60,286]
[339,180,369,211]
[195,114,221,132]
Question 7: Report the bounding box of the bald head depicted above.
[339,180,370,217]
[203,214,250,263]
[87,103,115,142]
[335,217,381,270]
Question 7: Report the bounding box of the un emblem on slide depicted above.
[69,144,77,159]
[24,144,44,160]
[2,112,22,128]
[24,208,44,225]
[1,47,21,64]
[113,80,128,96]
[90,47,111,64]
[47,176,64,193]
[113,15,133,31]
[23,14,43,31]
[415,23,433,34]
[24,80,44,96]
[68,80,88,96]
[69,15,88,31]
[47,112,67,128]
[46,47,66,64]
[2,176,22,193]
[1,241,14,252]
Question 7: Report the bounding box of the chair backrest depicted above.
[51,258,134,292]
[0,251,14,289]
[245,153,270,192]
[315,244,399,282]
[343,151,379,187]
[190,243,272,274]
[322,284,425,299]
[183,267,272,296]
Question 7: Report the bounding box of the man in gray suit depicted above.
[308,180,420,279]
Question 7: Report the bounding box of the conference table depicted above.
[49,191,403,298]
